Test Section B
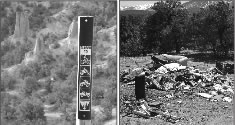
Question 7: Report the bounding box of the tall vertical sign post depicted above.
[77,16,93,125]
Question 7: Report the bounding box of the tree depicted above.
[120,10,149,56]
[196,1,234,56]
[0,1,15,40]
[1,39,15,61]
[30,4,52,31]
[142,0,188,54]
[2,39,33,67]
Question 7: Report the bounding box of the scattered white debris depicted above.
[223,97,232,102]
[209,91,218,96]
[197,93,213,98]
[184,85,190,90]
[155,63,183,74]
[177,100,182,103]
[44,112,63,118]
[130,68,143,77]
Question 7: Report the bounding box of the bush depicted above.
[19,60,53,80]
[106,56,117,76]
[0,39,15,61]
[101,98,112,121]
[22,77,39,96]
[65,69,77,91]
[91,108,106,125]
[52,81,74,110]
[63,105,76,125]
[38,51,56,65]
[38,64,51,78]
[45,93,57,105]
[1,94,18,120]
[1,72,17,90]
[51,65,69,80]
[18,65,34,79]
[16,97,46,122]
[30,4,52,31]
[92,85,104,105]
[2,39,33,67]
[43,79,53,93]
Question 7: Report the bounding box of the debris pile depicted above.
[120,55,234,123]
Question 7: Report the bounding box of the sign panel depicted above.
[78,16,93,120]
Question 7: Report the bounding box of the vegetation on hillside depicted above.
[1,1,116,125]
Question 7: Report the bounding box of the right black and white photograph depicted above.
[120,0,234,124]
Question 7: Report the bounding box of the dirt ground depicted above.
[119,53,234,125]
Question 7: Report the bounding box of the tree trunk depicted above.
[175,39,180,54]
[210,40,217,56]
[219,33,228,57]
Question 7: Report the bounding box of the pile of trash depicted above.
[120,55,234,123]
[122,99,181,123]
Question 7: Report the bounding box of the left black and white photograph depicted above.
[0,1,117,125]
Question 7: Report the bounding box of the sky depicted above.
[120,1,189,7]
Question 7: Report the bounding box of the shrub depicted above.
[2,39,33,67]
[92,85,104,105]
[51,65,69,80]
[101,98,113,121]
[22,76,39,96]
[91,108,105,125]
[1,94,18,120]
[45,93,57,105]
[63,105,76,125]
[18,65,34,79]
[43,79,53,93]
[65,70,77,91]
[16,97,46,122]
[1,72,17,90]
[52,81,74,110]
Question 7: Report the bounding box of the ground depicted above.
[120,51,234,125]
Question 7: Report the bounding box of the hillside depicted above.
[120,3,154,11]
[1,1,117,125]
[182,0,233,13]
[120,0,233,13]
[120,10,154,16]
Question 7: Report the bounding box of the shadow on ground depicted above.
[185,52,233,64]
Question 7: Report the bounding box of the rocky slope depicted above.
[3,1,116,74]
[13,10,30,39]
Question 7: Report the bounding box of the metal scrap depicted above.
[120,55,234,123]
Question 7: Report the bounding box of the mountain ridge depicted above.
[120,0,233,12]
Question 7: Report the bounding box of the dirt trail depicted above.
[43,104,63,119]
[2,90,21,97]
[104,119,116,125]
[104,108,117,125]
